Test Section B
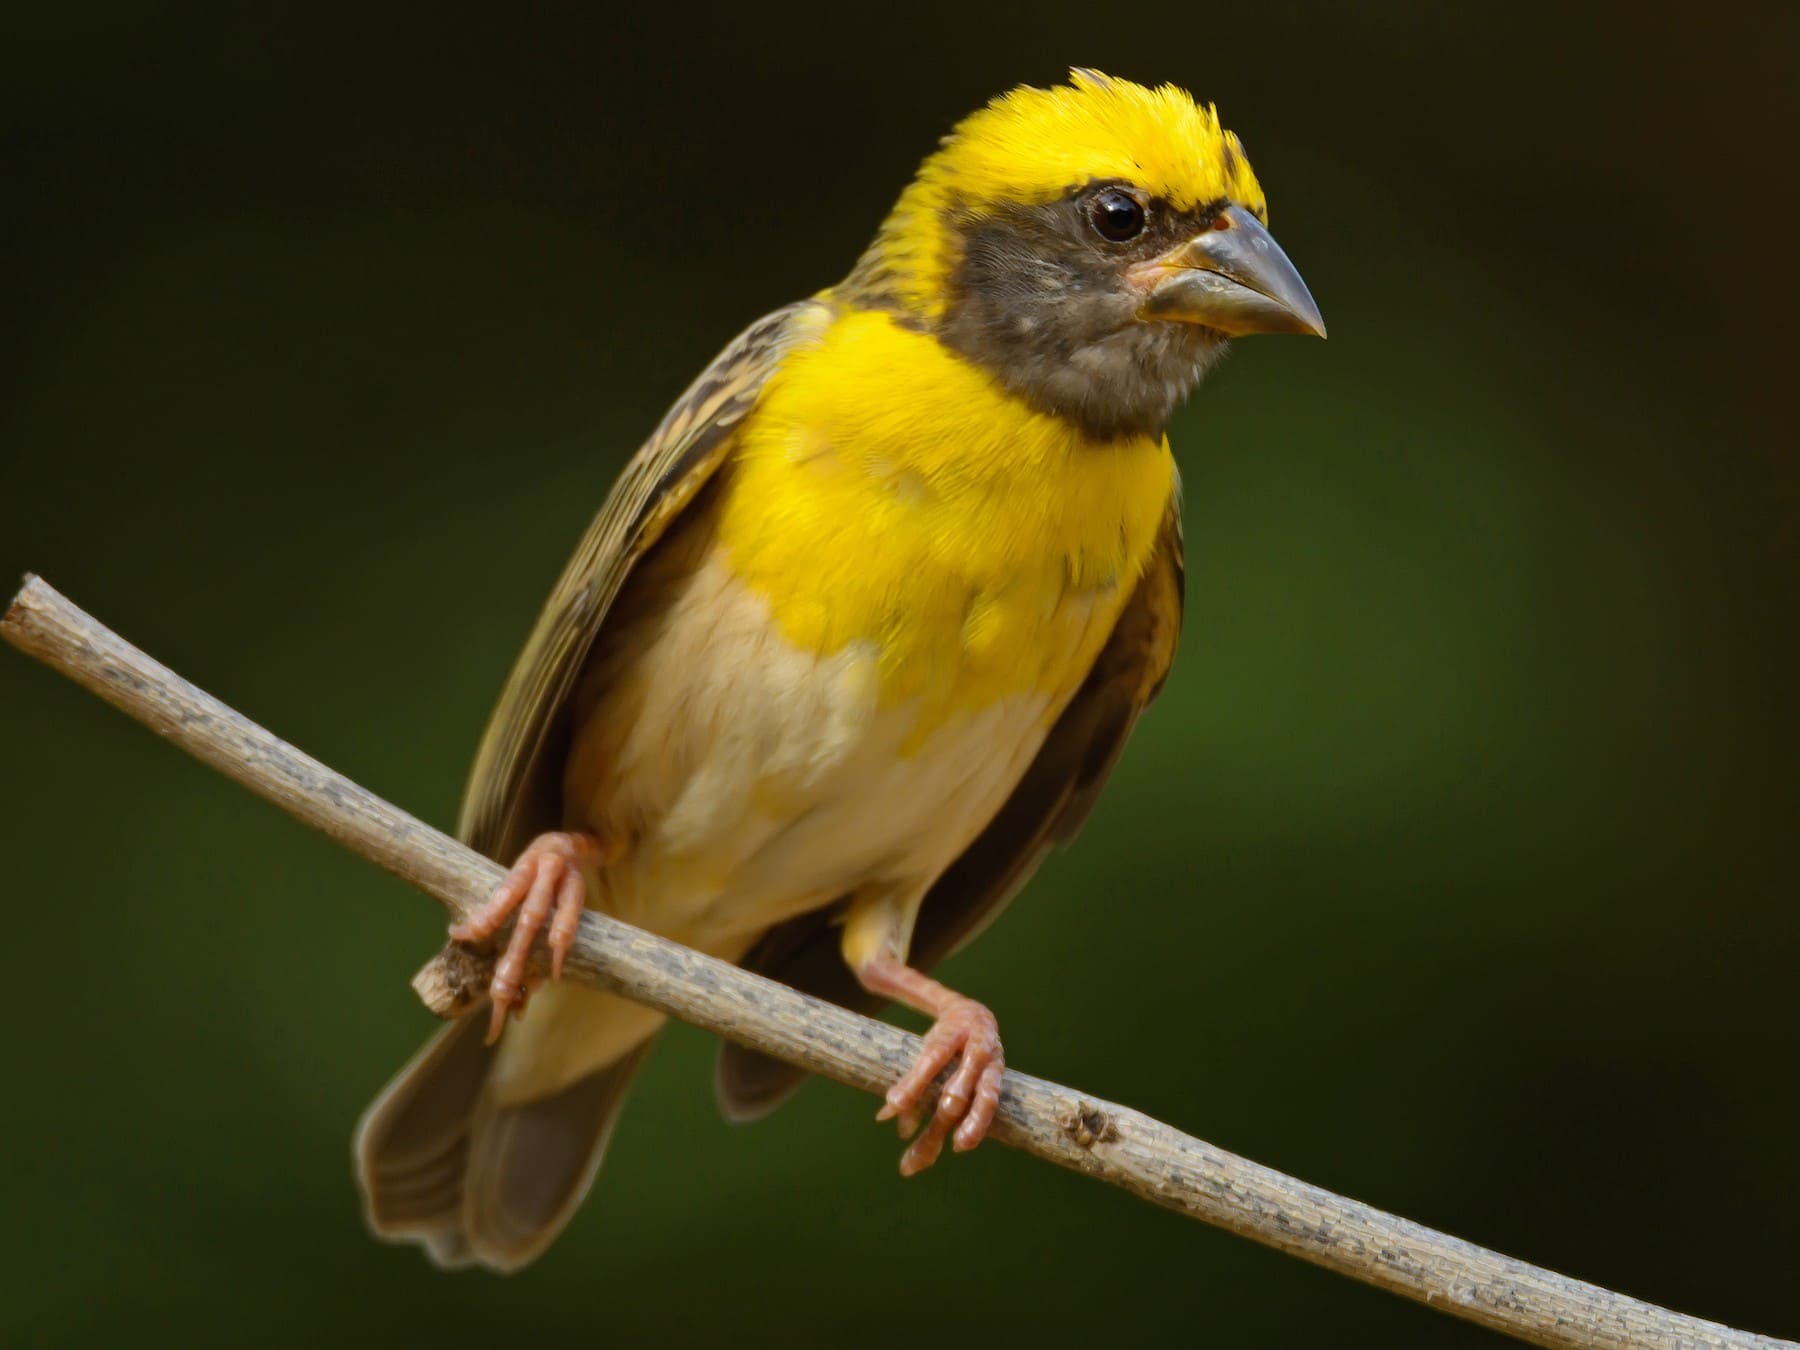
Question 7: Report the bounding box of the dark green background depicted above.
[4,4,1794,1345]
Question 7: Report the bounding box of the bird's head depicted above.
[843,69,1324,439]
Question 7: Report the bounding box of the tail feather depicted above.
[375,1139,470,1223]
[459,1043,651,1271]
[356,1015,494,1239]
[356,1011,654,1273]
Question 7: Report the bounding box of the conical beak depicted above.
[1136,205,1326,338]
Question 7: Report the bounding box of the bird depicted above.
[355,68,1323,1272]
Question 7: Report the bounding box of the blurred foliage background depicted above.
[3,3,1795,1345]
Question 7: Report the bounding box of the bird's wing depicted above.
[718,495,1186,1118]
[457,299,830,862]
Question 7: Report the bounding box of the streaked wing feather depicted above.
[717,500,1186,1118]
[458,300,829,861]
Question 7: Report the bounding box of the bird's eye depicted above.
[1087,189,1146,242]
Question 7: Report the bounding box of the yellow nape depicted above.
[871,68,1266,321]
[718,308,1175,743]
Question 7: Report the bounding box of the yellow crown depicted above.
[868,69,1267,319]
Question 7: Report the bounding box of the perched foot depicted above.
[448,830,609,1043]
[854,952,1005,1176]
[879,997,1005,1175]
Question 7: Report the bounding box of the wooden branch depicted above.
[3,573,1788,1350]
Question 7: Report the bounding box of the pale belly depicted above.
[560,545,1116,956]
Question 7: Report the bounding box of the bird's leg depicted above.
[854,951,1005,1176]
[449,830,613,1043]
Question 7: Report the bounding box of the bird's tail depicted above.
[355,983,661,1272]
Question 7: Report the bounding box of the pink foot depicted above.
[876,997,1005,1176]
[448,830,608,1043]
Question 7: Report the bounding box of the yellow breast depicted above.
[718,306,1175,742]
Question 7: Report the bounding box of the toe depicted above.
[484,859,562,1041]
[937,1041,988,1127]
[450,855,535,943]
[548,866,587,981]
[877,1030,957,1122]
[899,1113,953,1176]
[954,1057,1006,1152]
